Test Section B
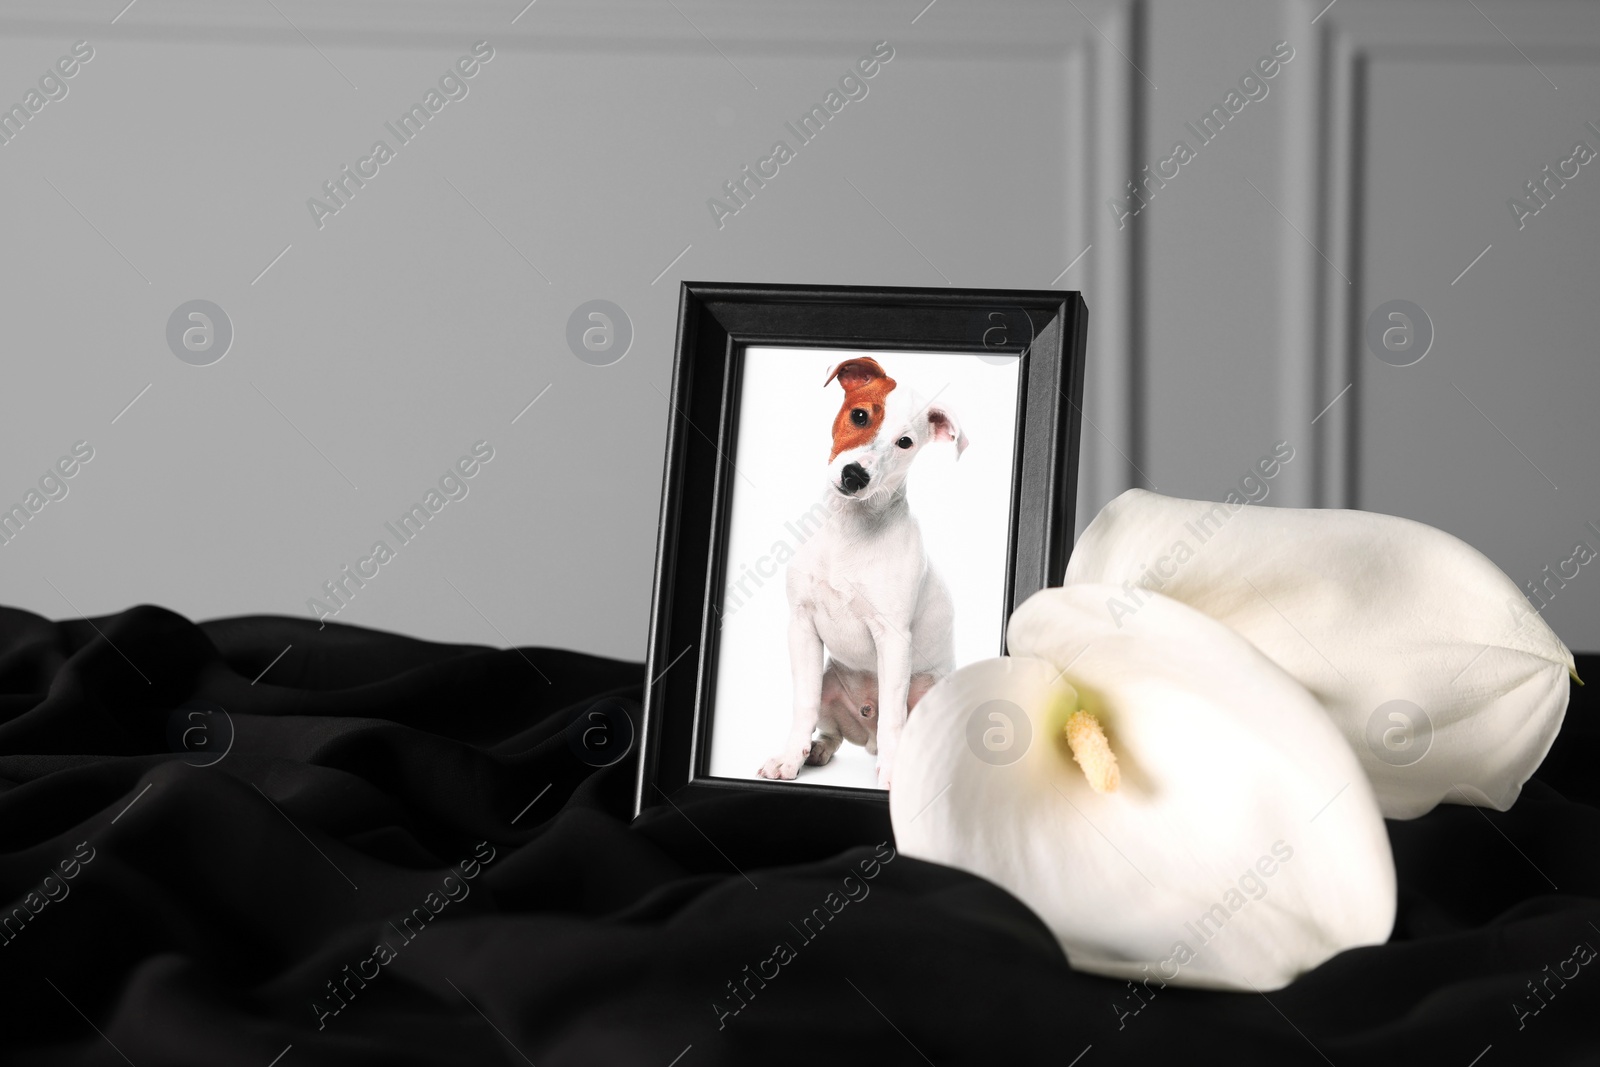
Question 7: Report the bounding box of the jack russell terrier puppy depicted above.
[757,356,967,790]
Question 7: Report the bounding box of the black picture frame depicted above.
[634,282,1088,818]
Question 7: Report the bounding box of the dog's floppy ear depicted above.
[824,356,888,391]
[927,402,969,459]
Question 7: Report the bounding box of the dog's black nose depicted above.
[839,463,869,494]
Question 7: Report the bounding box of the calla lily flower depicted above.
[890,585,1395,991]
[1064,489,1576,818]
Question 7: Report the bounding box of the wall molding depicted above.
[0,0,1143,540]
[1314,0,1600,509]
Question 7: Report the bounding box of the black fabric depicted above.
[1,603,1597,1066]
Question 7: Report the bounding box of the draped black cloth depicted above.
[0,604,1595,1065]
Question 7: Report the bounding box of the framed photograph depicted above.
[635,283,1087,815]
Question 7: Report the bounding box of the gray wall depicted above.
[1,0,1596,661]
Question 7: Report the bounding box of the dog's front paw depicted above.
[758,749,807,780]
[876,752,901,789]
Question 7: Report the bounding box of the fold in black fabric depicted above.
[0,604,1596,1065]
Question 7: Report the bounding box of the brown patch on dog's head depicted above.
[825,357,896,461]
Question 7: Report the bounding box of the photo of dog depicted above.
[708,347,1020,791]
[757,356,967,789]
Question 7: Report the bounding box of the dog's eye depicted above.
[896,436,913,449]
[850,408,869,427]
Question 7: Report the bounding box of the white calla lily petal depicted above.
[891,585,1395,991]
[1065,489,1575,818]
